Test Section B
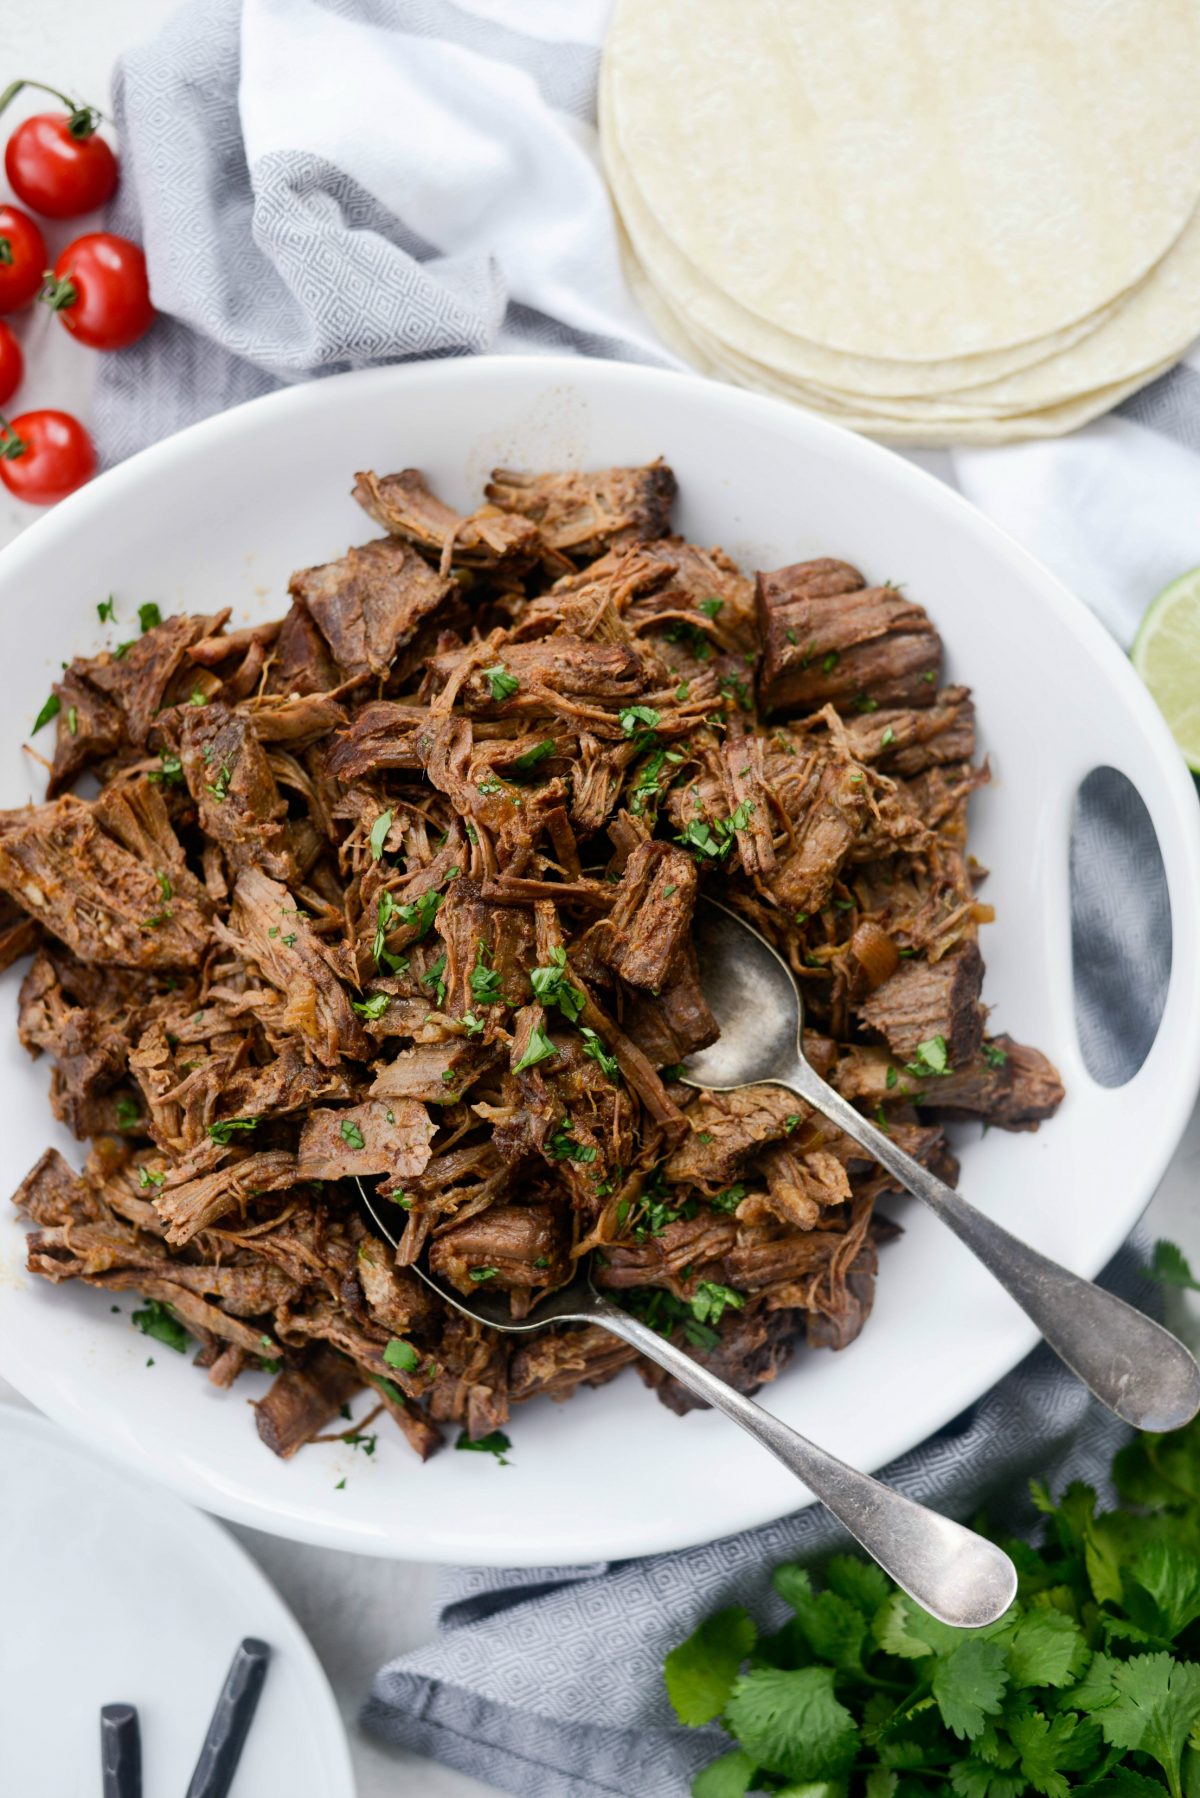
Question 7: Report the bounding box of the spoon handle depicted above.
[577,1295,1015,1628]
[782,1061,1200,1432]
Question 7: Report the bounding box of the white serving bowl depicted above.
[0,357,1196,1564]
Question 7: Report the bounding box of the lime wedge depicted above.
[1131,567,1200,772]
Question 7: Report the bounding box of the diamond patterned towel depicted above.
[98,4,1189,1794]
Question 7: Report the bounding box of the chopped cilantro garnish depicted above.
[697,596,724,619]
[906,1035,951,1078]
[67,705,78,736]
[419,952,447,1008]
[547,1118,598,1164]
[397,887,445,939]
[880,725,896,748]
[137,1165,166,1189]
[148,750,185,786]
[138,602,162,633]
[207,1115,259,1144]
[369,808,393,861]
[352,992,391,1020]
[384,1338,420,1373]
[97,596,116,623]
[690,1281,745,1326]
[982,1043,1008,1069]
[469,942,505,1008]
[821,650,839,675]
[339,1118,366,1150]
[455,1429,511,1463]
[132,1298,189,1353]
[469,1266,499,1282]
[514,1024,557,1072]
[710,1183,746,1214]
[114,1097,142,1131]
[580,1025,620,1082]
[513,737,556,773]
[530,946,586,1023]
[31,693,60,733]
[483,664,520,702]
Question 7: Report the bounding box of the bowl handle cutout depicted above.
[1068,766,1171,1089]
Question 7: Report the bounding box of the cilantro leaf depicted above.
[664,1606,757,1726]
[455,1429,511,1463]
[1090,1652,1200,1788]
[723,1665,859,1781]
[691,1747,756,1798]
[1006,1708,1100,1798]
[1005,1609,1085,1688]
[1145,1239,1200,1293]
[369,809,393,861]
[932,1638,1009,1740]
[824,1555,892,1619]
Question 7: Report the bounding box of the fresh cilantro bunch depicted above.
[666,1254,1200,1797]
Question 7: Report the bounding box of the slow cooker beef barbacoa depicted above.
[4,459,1063,1461]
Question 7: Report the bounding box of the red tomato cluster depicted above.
[0,78,156,506]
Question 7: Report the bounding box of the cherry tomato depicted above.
[0,324,23,408]
[0,205,47,312]
[0,410,95,506]
[5,112,118,219]
[44,234,154,351]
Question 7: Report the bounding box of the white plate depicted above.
[0,358,1196,1566]
[0,1405,354,1794]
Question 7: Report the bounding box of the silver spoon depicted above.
[357,1178,1016,1628]
[688,896,1200,1433]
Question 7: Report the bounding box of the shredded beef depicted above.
[8,458,1060,1460]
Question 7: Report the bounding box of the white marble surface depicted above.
[0,7,1197,1798]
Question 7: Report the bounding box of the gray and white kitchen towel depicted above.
[99,3,1187,1794]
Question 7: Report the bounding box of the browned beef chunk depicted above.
[18,950,126,1097]
[255,1347,363,1459]
[587,840,696,992]
[917,1035,1064,1131]
[665,1086,806,1186]
[215,867,367,1066]
[92,777,209,908]
[596,1213,739,1292]
[645,1305,799,1416]
[11,1146,96,1226]
[238,693,348,749]
[290,537,453,680]
[621,942,719,1065]
[485,461,676,558]
[427,1313,510,1439]
[767,745,871,914]
[153,1152,299,1245]
[176,703,294,881]
[840,687,975,775]
[323,702,427,781]
[295,1099,436,1184]
[83,611,228,746]
[371,1041,495,1104]
[47,670,123,796]
[428,1204,570,1297]
[855,940,985,1067]
[355,1235,441,1335]
[440,636,651,717]
[509,1323,637,1402]
[757,559,941,717]
[353,468,541,571]
[757,1142,851,1230]
[0,895,36,972]
[0,797,209,970]
[266,600,341,696]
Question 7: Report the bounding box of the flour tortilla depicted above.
[608,0,1200,361]
[600,70,1127,401]
[622,234,1179,444]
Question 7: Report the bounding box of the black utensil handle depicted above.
[185,1637,271,1798]
[100,1703,141,1798]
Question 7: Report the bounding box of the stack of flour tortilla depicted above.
[601,0,1200,442]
